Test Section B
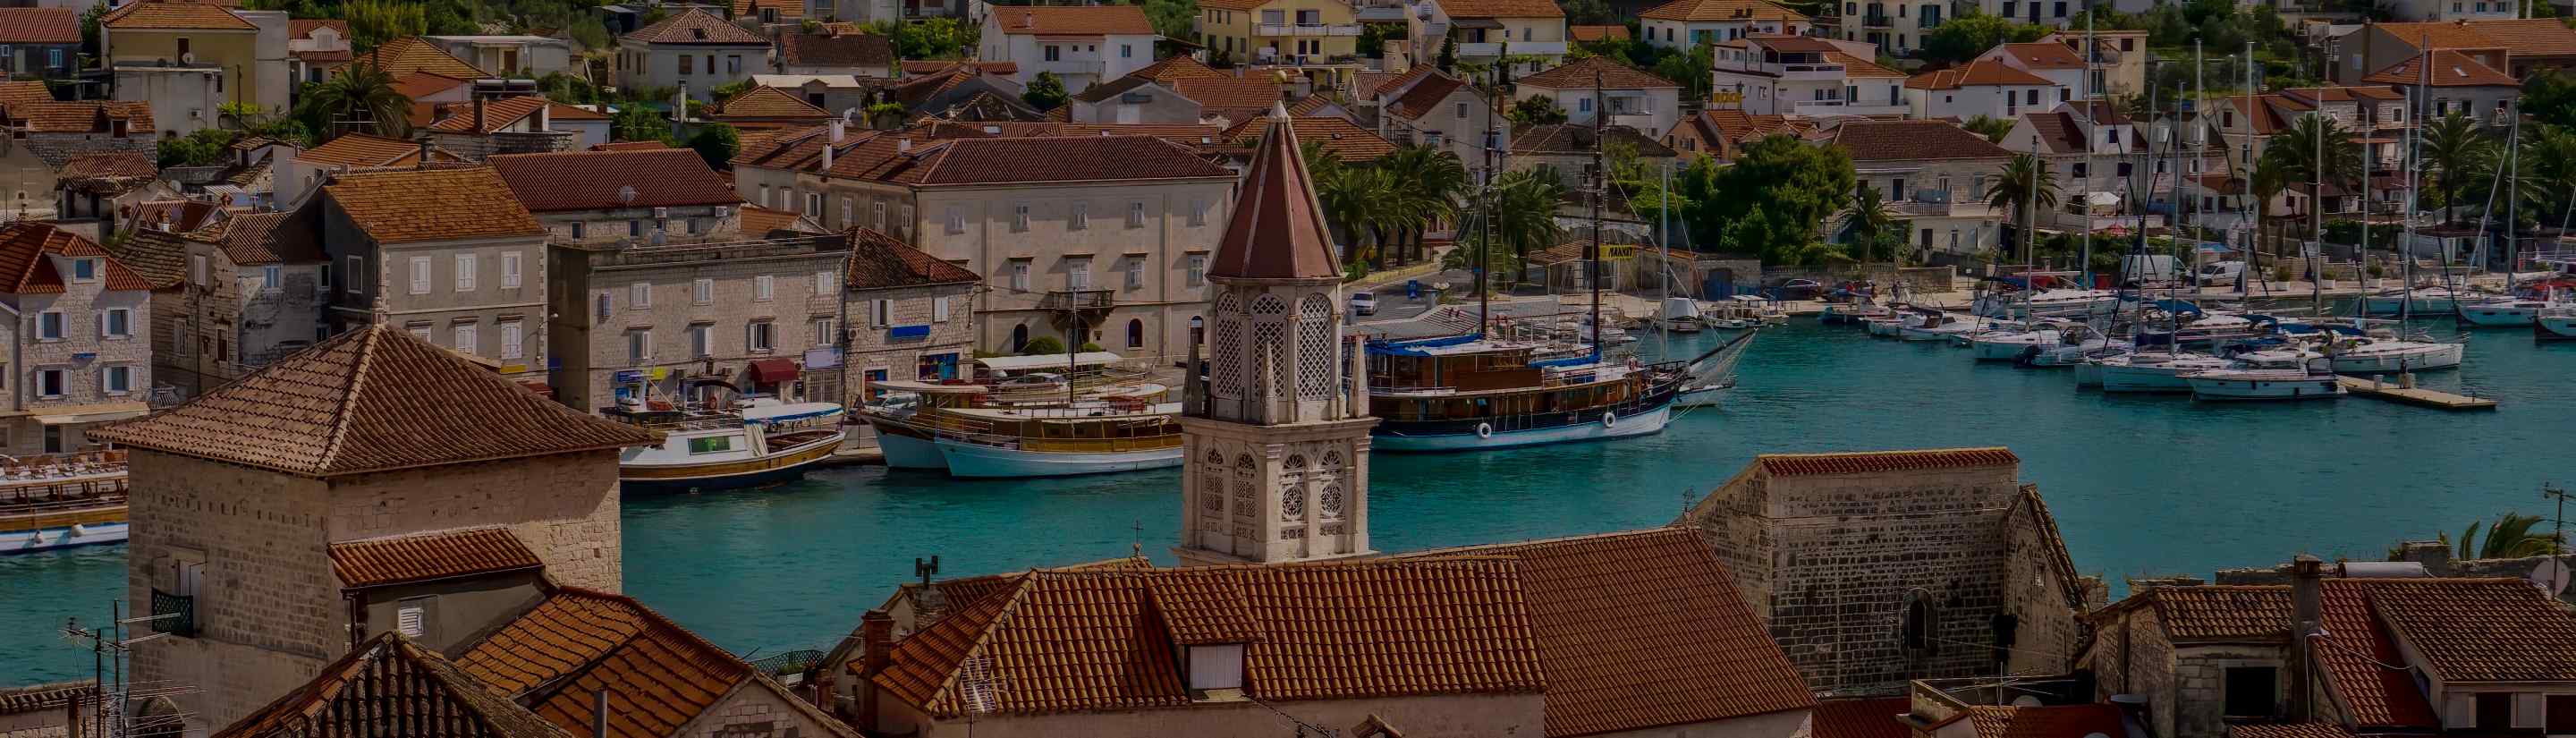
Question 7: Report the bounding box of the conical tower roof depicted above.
[1208,103,1340,282]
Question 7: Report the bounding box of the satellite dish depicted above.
[2011,696,2045,708]
[2531,558,2571,597]
[616,185,638,206]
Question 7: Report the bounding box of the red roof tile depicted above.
[488,148,740,213]
[1640,0,1803,21]
[2098,584,2292,640]
[88,325,658,478]
[846,228,978,289]
[1221,115,1395,161]
[0,8,81,44]
[357,37,486,79]
[779,29,894,69]
[1388,72,1470,120]
[57,152,156,180]
[1996,41,2084,70]
[873,135,1232,185]
[300,132,440,168]
[2363,49,2518,88]
[324,166,544,243]
[1211,107,1338,281]
[712,85,833,119]
[1906,58,2054,89]
[427,96,559,133]
[288,18,347,38]
[0,222,152,293]
[1434,0,1565,19]
[1754,446,2018,476]
[216,632,572,738]
[1570,24,1631,41]
[455,589,770,738]
[1518,55,1680,89]
[1402,529,1816,736]
[1814,698,1912,738]
[21,101,153,134]
[1129,55,1233,84]
[2368,577,2576,683]
[2229,722,2359,738]
[2317,579,2440,728]
[101,0,253,30]
[899,60,1017,75]
[2462,18,2576,57]
[187,199,327,266]
[623,8,767,45]
[989,5,1155,35]
[330,527,545,588]
[1965,705,2125,738]
[0,81,53,114]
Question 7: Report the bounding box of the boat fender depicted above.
[1601,411,1617,428]
[1475,423,1493,439]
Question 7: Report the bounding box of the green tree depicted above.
[1378,144,1469,265]
[1140,0,1197,39]
[1491,168,1568,280]
[297,61,411,138]
[2454,513,2560,559]
[344,0,427,50]
[1919,13,2048,65]
[2419,110,2494,225]
[1021,72,1069,111]
[1987,153,2060,261]
[1668,136,1855,265]
[2521,68,2576,131]
[1652,44,1715,104]
[687,123,741,170]
[867,18,974,60]
[1019,335,1065,355]
[1962,115,2014,143]
[2248,152,2292,258]
[1561,0,1619,23]
[865,101,908,129]
[1841,183,1902,264]
[612,103,670,142]
[79,3,108,58]
[157,129,236,168]
[1436,35,1457,72]
[708,79,756,105]
[1508,95,1567,127]
[538,72,600,105]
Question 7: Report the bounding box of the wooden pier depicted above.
[2336,376,2499,411]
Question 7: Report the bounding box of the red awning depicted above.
[516,380,553,397]
[747,358,801,385]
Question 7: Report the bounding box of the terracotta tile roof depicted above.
[624,8,767,44]
[1640,0,1802,21]
[1130,55,1233,84]
[489,148,739,213]
[1355,67,1430,100]
[1435,0,1565,19]
[187,200,328,266]
[329,527,544,589]
[1285,95,1337,115]
[295,48,353,64]
[2368,577,2576,683]
[456,588,758,738]
[1222,115,1395,161]
[1996,41,2084,69]
[779,30,894,68]
[846,228,978,289]
[288,18,347,38]
[2363,49,2517,88]
[57,152,157,180]
[738,204,818,234]
[2100,584,2292,640]
[2229,722,2359,738]
[428,96,555,133]
[392,71,470,101]
[1197,0,1274,11]
[0,683,94,717]
[0,8,81,44]
[1570,24,1630,41]
[1827,120,2014,162]
[2316,579,2440,728]
[101,0,253,30]
[1814,698,1911,738]
[874,558,1546,718]
[1907,59,2054,89]
[355,36,486,78]
[731,0,801,21]
[300,132,436,168]
[712,85,832,118]
[1756,446,2017,476]
[89,324,657,477]
[899,60,1017,75]
[1831,51,1905,78]
[0,222,152,294]
[105,229,186,291]
[2023,110,2086,155]
[22,101,153,134]
[589,140,669,151]
[1401,529,1814,736]
[1210,107,1337,280]
[989,5,1155,35]
[324,166,544,244]
[1964,705,2125,738]
[1173,78,1288,118]
[1145,570,1268,644]
[0,81,53,113]
[1387,72,1470,120]
[2373,21,2507,50]
[870,135,1232,186]
[2462,18,2576,57]
[216,632,572,738]
[1513,123,1676,157]
[1519,56,1680,90]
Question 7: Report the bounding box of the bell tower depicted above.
[1175,104,1377,566]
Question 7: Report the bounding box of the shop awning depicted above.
[748,358,801,385]
[34,403,150,426]
[517,380,554,398]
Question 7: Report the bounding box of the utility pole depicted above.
[2547,484,2571,555]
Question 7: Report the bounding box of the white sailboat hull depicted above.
[2327,343,2464,373]
[2459,303,2538,327]
[2072,361,2104,386]
[1674,384,1728,408]
[2185,373,2346,401]
[937,441,1183,478]
[0,522,127,553]
[2097,358,2233,394]
[1373,404,1673,452]
[2541,316,2576,339]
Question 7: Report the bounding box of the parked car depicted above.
[1767,279,1826,301]
[1349,291,1377,316]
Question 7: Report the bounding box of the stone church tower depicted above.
[1176,105,1378,566]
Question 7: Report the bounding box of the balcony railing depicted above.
[1033,59,1105,77]
[1455,41,1502,56]
[151,590,196,637]
[1040,289,1115,311]
[1256,23,1362,36]
[1779,62,1848,79]
[1862,13,1894,26]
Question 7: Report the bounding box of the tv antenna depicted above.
[2546,483,2570,556]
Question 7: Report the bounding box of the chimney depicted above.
[897,138,911,153]
[1023,11,1035,28]
[472,97,487,133]
[857,609,895,730]
[829,119,847,143]
[2289,554,2324,722]
[416,136,432,169]
[537,101,552,131]
[822,140,835,169]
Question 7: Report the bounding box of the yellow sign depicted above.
[1709,90,1745,105]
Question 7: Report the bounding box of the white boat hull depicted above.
[1864,319,1903,337]
[2097,359,2233,394]
[1970,335,2055,361]
[0,522,128,553]
[2459,304,2538,327]
[2364,295,2458,315]
[2542,316,2576,339]
[937,441,1183,478]
[1674,385,1728,409]
[2186,375,2346,401]
[2328,343,2464,373]
[875,429,947,470]
[1373,404,1673,452]
[2072,361,2103,386]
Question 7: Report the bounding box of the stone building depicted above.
[107,201,330,399]
[1826,120,2014,259]
[0,223,157,455]
[100,1,285,136]
[843,228,978,399]
[614,10,772,104]
[1175,105,1377,568]
[2090,583,2294,738]
[1371,68,1510,182]
[319,166,552,381]
[425,96,608,159]
[730,123,1237,361]
[92,324,658,733]
[547,227,856,411]
[488,148,744,249]
[0,91,157,224]
[1679,447,2097,695]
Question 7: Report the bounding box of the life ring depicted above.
[1601,411,1617,428]
[1475,422,1493,439]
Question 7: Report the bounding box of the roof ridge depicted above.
[916,573,1042,713]
[313,326,385,472]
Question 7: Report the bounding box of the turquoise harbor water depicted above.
[3,316,2572,681]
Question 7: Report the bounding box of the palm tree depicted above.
[2419,111,2494,225]
[2523,124,2576,228]
[1841,183,1901,265]
[2248,154,2292,268]
[1491,168,1567,284]
[2454,513,2560,559]
[1379,145,1469,265]
[1987,154,2060,263]
[298,61,411,138]
[1313,161,1386,268]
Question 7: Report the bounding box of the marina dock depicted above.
[2336,376,2499,411]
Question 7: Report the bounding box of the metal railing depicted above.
[150,590,195,637]
[1039,289,1115,310]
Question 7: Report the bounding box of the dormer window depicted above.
[1184,643,1246,691]
[72,259,97,283]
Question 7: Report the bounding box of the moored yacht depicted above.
[1367,335,1684,451]
[613,399,848,493]
[2092,352,2236,394]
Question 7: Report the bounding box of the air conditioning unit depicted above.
[652,206,669,218]
[715,206,732,218]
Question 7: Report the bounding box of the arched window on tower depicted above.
[1901,590,1936,655]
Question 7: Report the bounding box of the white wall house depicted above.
[1406,0,1567,76]
[1513,57,1682,139]
[614,9,775,103]
[1906,58,2063,122]
[1710,35,1908,118]
[976,4,1158,93]
[1640,0,1813,50]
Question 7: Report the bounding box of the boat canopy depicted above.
[2146,299,2203,317]
[2279,323,2367,336]
[1529,353,1597,369]
[872,379,989,394]
[743,402,845,424]
[1368,333,1484,356]
[975,352,1124,372]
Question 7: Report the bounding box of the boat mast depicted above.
[1589,68,1606,361]
[1479,64,1498,336]
[2080,13,2096,291]
[2311,49,2326,318]
[1658,157,1674,361]
[2360,90,2370,314]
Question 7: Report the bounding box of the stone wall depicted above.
[2174,646,2287,738]
[882,691,1545,738]
[1759,264,1953,293]
[2087,606,2178,738]
[325,450,623,592]
[846,281,976,403]
[2002,493,2089,679]
[125,451,338,733]
[681,680,848,738]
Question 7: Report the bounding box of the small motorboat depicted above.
[1899,312,1979,342]
[1653,297,1707,334]
[2322,335,2465,373]
[1968,321,2065,361]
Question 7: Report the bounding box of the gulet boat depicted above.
[612,399,847,493]
[0,451,131,554]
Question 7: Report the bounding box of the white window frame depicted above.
[500,321,524,360]
[747,320,774,352]
[261,265,281,293]
[35,369,64,398]
[934,296,952,322]
[627,328,651,362]
[1071,202,1089,231]
[815,270,837,295]
[453,253,477,292]
[345,256,365,295]
[1188,198,1208,226]
[1012,204,1030,233]
[812,317,835,346]
[631,282,652,309]
[1125,259,1144,288]
[501,251,522,289]
[408,256,431,295]
[755,275,775,301]
[102,308,131,339]
[37,310,63,341]
[945,206,966,234]
[190,253,208,287]
[693,278,714,304]
[71,258,97,284]
[1127,201,1145,228]
[1068,259,1091,291]
[102,365,131,394]
[1009,262,1030,291]
[1187,255,1208,286]
[453,323,478,354]
[689,324,713,358]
